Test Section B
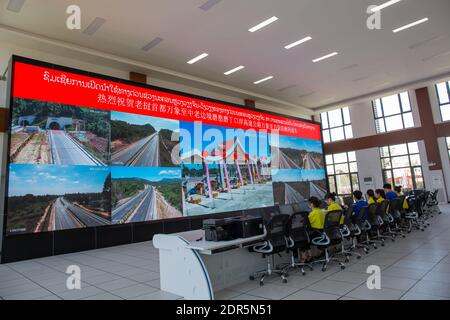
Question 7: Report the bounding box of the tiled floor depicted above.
[1,206,450,300]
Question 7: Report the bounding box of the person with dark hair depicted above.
[303,196,325,262]
[366,189,376,204]
[325,192,344,224]
[307,196,325,230]
[394,185,409,209]
[375,189,386,203]
[384,183,398,200]
[353,190,368,222]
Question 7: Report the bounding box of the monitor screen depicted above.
[4,56,326,235]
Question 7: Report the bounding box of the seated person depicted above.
[375,189,386,203]
[384,183,398,200]
[352,190,368,223]
[325,192,344,224]
[366,189,376,204]
[308,196,325,232]
[395,185,409,209]
[302,197,325,262]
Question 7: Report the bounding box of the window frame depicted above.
[435,80,450,122]
[321,107,353,143]
[326,151,360,199]
[372,92,414,134]
[379,142,424,190]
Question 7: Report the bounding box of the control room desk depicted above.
[153,229,289,300]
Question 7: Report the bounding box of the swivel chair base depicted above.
[250,255,287,286]
[311,247,346,272]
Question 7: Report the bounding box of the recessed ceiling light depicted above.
[284,36,312,50]
[248,16,278,33]
[199,0,222,11]
[83,17,106,35]
[393,18,429,33]
[254,76,273,84]
[142,37,164,51]
[224,66,245,75]
[371,0,402,12]
[278,84,297,92]
[187,53,209,64]
[299,91,316,98]
[6,0,25,13]
[422,50,450,62]
[312,52,338,63]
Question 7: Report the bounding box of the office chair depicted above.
[354,206,371,253]
[367,203,385,247]
[310,210,346,272]
[249,213,290,286]
[278,211,314,276]
[387,197,406,238]
[339,205,362,261]
[279,204,295,216]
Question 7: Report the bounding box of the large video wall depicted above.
[4,57,326,235]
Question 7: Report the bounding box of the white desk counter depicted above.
[153,229,289,300]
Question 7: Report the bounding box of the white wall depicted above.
[355,147,384,194]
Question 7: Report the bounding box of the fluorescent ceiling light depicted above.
[7,0,25,13]
[142,37,164,51]
[199,0,222,11]
[254,76,273,84]
[187,53,209,64]
[248,16,278,32]
[312,52,338,63]
[83,17,106,35]
[393,18,429,33]
[284,36,312,49]
[371,0,402,12]
[224,66,245,75]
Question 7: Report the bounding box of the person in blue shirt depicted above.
[352,190,368,223]
[384,183,398,201]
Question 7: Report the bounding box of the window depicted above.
[372,91,414,133]
[446,137,450,159]
[321,107,353,143]
[436,80,450,121]
[379,142,424,190]
[326,151,359,199]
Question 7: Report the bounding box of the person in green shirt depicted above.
[367,189,376,204]
[375,189,386,203]
[325,192,344,224]
[308,196,325,230]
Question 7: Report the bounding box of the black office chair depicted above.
[339,205,362,261]
[249,213,290,286]
[378,199,396,242]
[354,206,371,254]
[310,210,346,272]
[279,211,314,276]
[367,203,385,247]
[388,197,406,238]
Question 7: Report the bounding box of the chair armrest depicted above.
[311,232,330,246]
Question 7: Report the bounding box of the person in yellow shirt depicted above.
[325,192,344,224]
[366,189,376,204]
[308,196,325,230]
[395,185,409,209]
[375,189,386,203]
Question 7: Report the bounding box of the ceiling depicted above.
[1,0,450,113]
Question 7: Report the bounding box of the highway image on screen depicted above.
[111,167,182,223]
[6,164,111,234]
[10,98,110,166]
[180,122,274,216]
[110,112,179,167]
[271,135,324,170]
[272,169,327,205]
